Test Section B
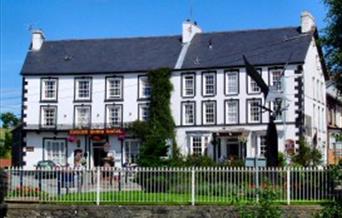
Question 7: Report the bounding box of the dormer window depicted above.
[75,77,92,101]
[41,78,58,101]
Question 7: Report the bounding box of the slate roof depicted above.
[21,26,313,75]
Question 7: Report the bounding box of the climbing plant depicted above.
[137,68,178,166]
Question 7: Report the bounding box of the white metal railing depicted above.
[3,167,336,205]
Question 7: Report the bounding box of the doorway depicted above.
[226,137,239,159]
[92,141,107,167]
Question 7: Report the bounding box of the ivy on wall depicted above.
[133,68,177,166]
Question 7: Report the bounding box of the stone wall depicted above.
[1,203,321,218]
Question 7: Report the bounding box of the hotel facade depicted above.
[15,12,328,169]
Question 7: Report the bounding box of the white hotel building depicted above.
[14,12,328,169]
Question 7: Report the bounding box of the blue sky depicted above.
[0,0,328,117]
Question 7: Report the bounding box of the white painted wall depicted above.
[302,38,328,163]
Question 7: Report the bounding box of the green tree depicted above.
[322,0,342,90]
[0,112,19,128]
[292,138,322,167]
[137,68,177,167]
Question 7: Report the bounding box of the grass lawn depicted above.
[43,191,330,205]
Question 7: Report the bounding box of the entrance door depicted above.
[93,142,107,167]
[226,137,239,159]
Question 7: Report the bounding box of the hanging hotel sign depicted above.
[69,128,125,136]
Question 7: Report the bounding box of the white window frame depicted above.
[41,78,58,101]
[247,99,262,123]
[258,135,267,157]
[202,72,216,96]
[44,139,66,165]
[41,106,57,128]
[138,103,150,121]
[182,102,195,125]
[203,101,216,125]
[225,100,239,124]
[270,69,282,91]
[124,139,140,164]
[106,77,123,99]
[138,76,151,99]
[75,106,91,129]
[182,74,195,97]
[75,78,92,101]
[272,98,283,121]
[225,71,239,95]
[247,69,262,94]
[189,134,210,156]
[106,104,122,127]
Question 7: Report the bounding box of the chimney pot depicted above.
[301,11,316,33]
[31,29,45,51]
[182,20,202,43]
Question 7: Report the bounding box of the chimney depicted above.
[31,29,45,51]
[182,19,202,43]
[301,11,316,33]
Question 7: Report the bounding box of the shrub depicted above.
[0,168,7,202]
[239,185,282,218]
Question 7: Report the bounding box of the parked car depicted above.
[35,160,60,179]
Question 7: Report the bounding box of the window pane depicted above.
[184,75,194,96]
[108,78,122,98]
[45,140,65,165]
[226,101,238,124]
[204,102,215,124]
[76,107,90,128]
[226,72,238,94]
[42,107,56,128]
[204,73,215,95]
[273,98,283,121]
[43,80,56,99]
[272,70,282,91]
[249,100,261,122]
[259,135,267,157]
[192,136,202,155]
[184,103,194,124]
[249,70,261,93]
[107,105,122,127]
[139,104,150,121]
[77,79,90,99]
[140,77,151,98]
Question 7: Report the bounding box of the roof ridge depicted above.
[198,26,300,36]
[44,34,182,43]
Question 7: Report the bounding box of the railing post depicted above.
[191,168,195,206]
[255,166,259,203]
[96,167,100,205]
[287,167,291,205]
